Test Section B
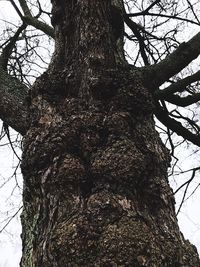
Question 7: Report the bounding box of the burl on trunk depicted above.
[20,0,200,266]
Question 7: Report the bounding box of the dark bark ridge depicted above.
[20,0,200,266]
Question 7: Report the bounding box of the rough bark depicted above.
[20,0,200,266]
[0,67,28,135]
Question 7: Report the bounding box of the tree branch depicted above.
[145,32,200,87]
[128,12,200,26]
[0,68,29,135]
[170,110,200,134]
[144,0,161,13]
[158,93,200,107]
[0,23,27,70]
[185,0,200,25]
[155,70,200,98]
[18,0,32,17]
[23,16,54,38]
[10,0,24,20]
[124,16,149,65]
[15,0,54,38]
[155,102,200,147]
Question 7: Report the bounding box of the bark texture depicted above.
[0,67,28,135]
[20,0,200,266]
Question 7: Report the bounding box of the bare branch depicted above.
[155,102,200,147]
[170,110,200,134]
[145,32,200,87]
[185,0,200,25]
[128,12,200,27]
[160,92,200,107]
[0,23,27,70]
[18,0,32,17]
[3,123,21,161]
[155,70,200,98]
[0,206,22,234]
[23,16,54,38]
[175,167,200,215]
[10,0,24,20]
[124,16,149,65]
[144,0,161,13]
[11,0,55,38]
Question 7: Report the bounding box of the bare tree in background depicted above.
[0,0,200,265]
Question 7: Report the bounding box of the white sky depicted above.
[0,1,200,266]
[0,130,22,267]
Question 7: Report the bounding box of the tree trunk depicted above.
[20,0,200,266]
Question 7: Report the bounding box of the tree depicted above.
[0,0,200,265]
